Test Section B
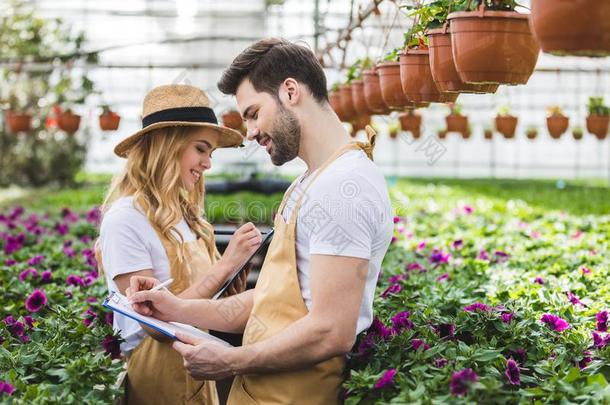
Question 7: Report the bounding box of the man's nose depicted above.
[246,126,260,142]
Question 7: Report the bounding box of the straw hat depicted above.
[114,84,244,158]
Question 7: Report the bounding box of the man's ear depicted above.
[281,78,300,105]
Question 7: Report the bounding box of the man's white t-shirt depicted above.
[281,149,393,334]
[98,196,196,353]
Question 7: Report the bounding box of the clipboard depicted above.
[103,291,232,346]
[212,228,274,300]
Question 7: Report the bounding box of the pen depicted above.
[149,278,173,292]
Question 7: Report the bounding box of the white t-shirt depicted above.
[281,149,393,334]
[98,196,196,353]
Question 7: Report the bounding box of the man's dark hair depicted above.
[217,38,328,104]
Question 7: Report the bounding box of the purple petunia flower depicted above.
[566,291,584,307]
[25,289,48,313]
[411,339,430,351]
[393,216,400,224]
[406,262,424,272]
[540,314,570,332]
[436,273,450,282]
[83,308,98,327]
[592,332,610,349]
[581,266,592,276]
[388,274,407,284]
[23,316,34,328]
[502,313,514,324]
[596,311,608,332]
[102,335,122,359]
[3,315,15,326]
[391,236,397,244]
[463,205,473,214]
[430,249,451,264]
[41,270,52,283]
[374,368,397,389]
[55,223,69,236]
[105,312,114,326]
[434,358,448,368]
[477,249,489,260]
[435,323,455,338]
[509,348,527,364]
[370,317,392,340]
[505,359,520,385]
[416,241,426,251]
[464,302,491,313]
[357,334,376,355]
[63,246,76,258]
[27,255,44,266]
[0,381,15,395]
[452,239,463,250]
[381,283,401,298]
[450,368,477,396]
[4,258,17,266]
[534,277,545,285]
[391,311,413,334]
[578,351,593,369]
[18,267,39,282]
[66,274,85,287]
[86,207,101,225]
[10,321,24,337]
[494,250,509,263]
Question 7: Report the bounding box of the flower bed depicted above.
[345,184,610,403]
[0,206,123,403]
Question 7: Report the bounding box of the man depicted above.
[128,38,393,404]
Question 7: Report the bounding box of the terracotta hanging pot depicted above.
[428,28,499,94]
[546,114,569,139]
[5,111,33,133]
[399,111,421,137]
[461,130,471,139]
[448,5,539,85]
[362,69,391,115]
[446,114,469,135]
[530,0,610,57]
[495,115,518,138]
[99,111,121,131]
[58,111,81,134]
[438,129,448,139]
[350,115,371,137]
[377,62,418,110]
[484,128,493,140]
[351,80,372,116]
[399,49,459,104]
[526,128,538,140]
[586,115,609,140]
[389,127,399,139]
[222,110,246,134]
[329,90,347,121]
[340,84,357,122]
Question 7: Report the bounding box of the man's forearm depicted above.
[229,313,351,374]
[176,290,254,334]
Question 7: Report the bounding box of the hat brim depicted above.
[114,121,244,158]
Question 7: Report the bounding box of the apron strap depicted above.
[287,127,377,224]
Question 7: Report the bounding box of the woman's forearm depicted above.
[178,259,233,299]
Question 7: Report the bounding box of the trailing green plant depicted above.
[448,102,463,116]
[497,105,513,116]
[382,48,402,62]
[587,97,610,117]
[346,58,374,82]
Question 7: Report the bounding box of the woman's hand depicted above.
[224,263,252,297]
[126,276,184,321]
[219,222,262,272]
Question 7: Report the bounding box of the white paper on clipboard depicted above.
[103,291,232,347]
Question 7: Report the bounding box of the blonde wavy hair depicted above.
[102,126,219,265]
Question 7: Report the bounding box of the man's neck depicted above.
[298,109,352,172]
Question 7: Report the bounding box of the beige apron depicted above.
[97,231,220,405]
[227,129,376,405]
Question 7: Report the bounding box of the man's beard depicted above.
[266,103,301,166]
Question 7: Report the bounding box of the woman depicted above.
[96,84,261,404]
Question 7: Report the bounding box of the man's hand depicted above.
[173,331,236,380]
[125,275,161,315]
[127,288,184,321]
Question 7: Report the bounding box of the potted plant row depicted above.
[546,105,569,139]
[495,105,518,138]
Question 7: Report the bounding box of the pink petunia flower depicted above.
[381,283,401,298]
[596,311,608,332]
[436,273,450,282]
